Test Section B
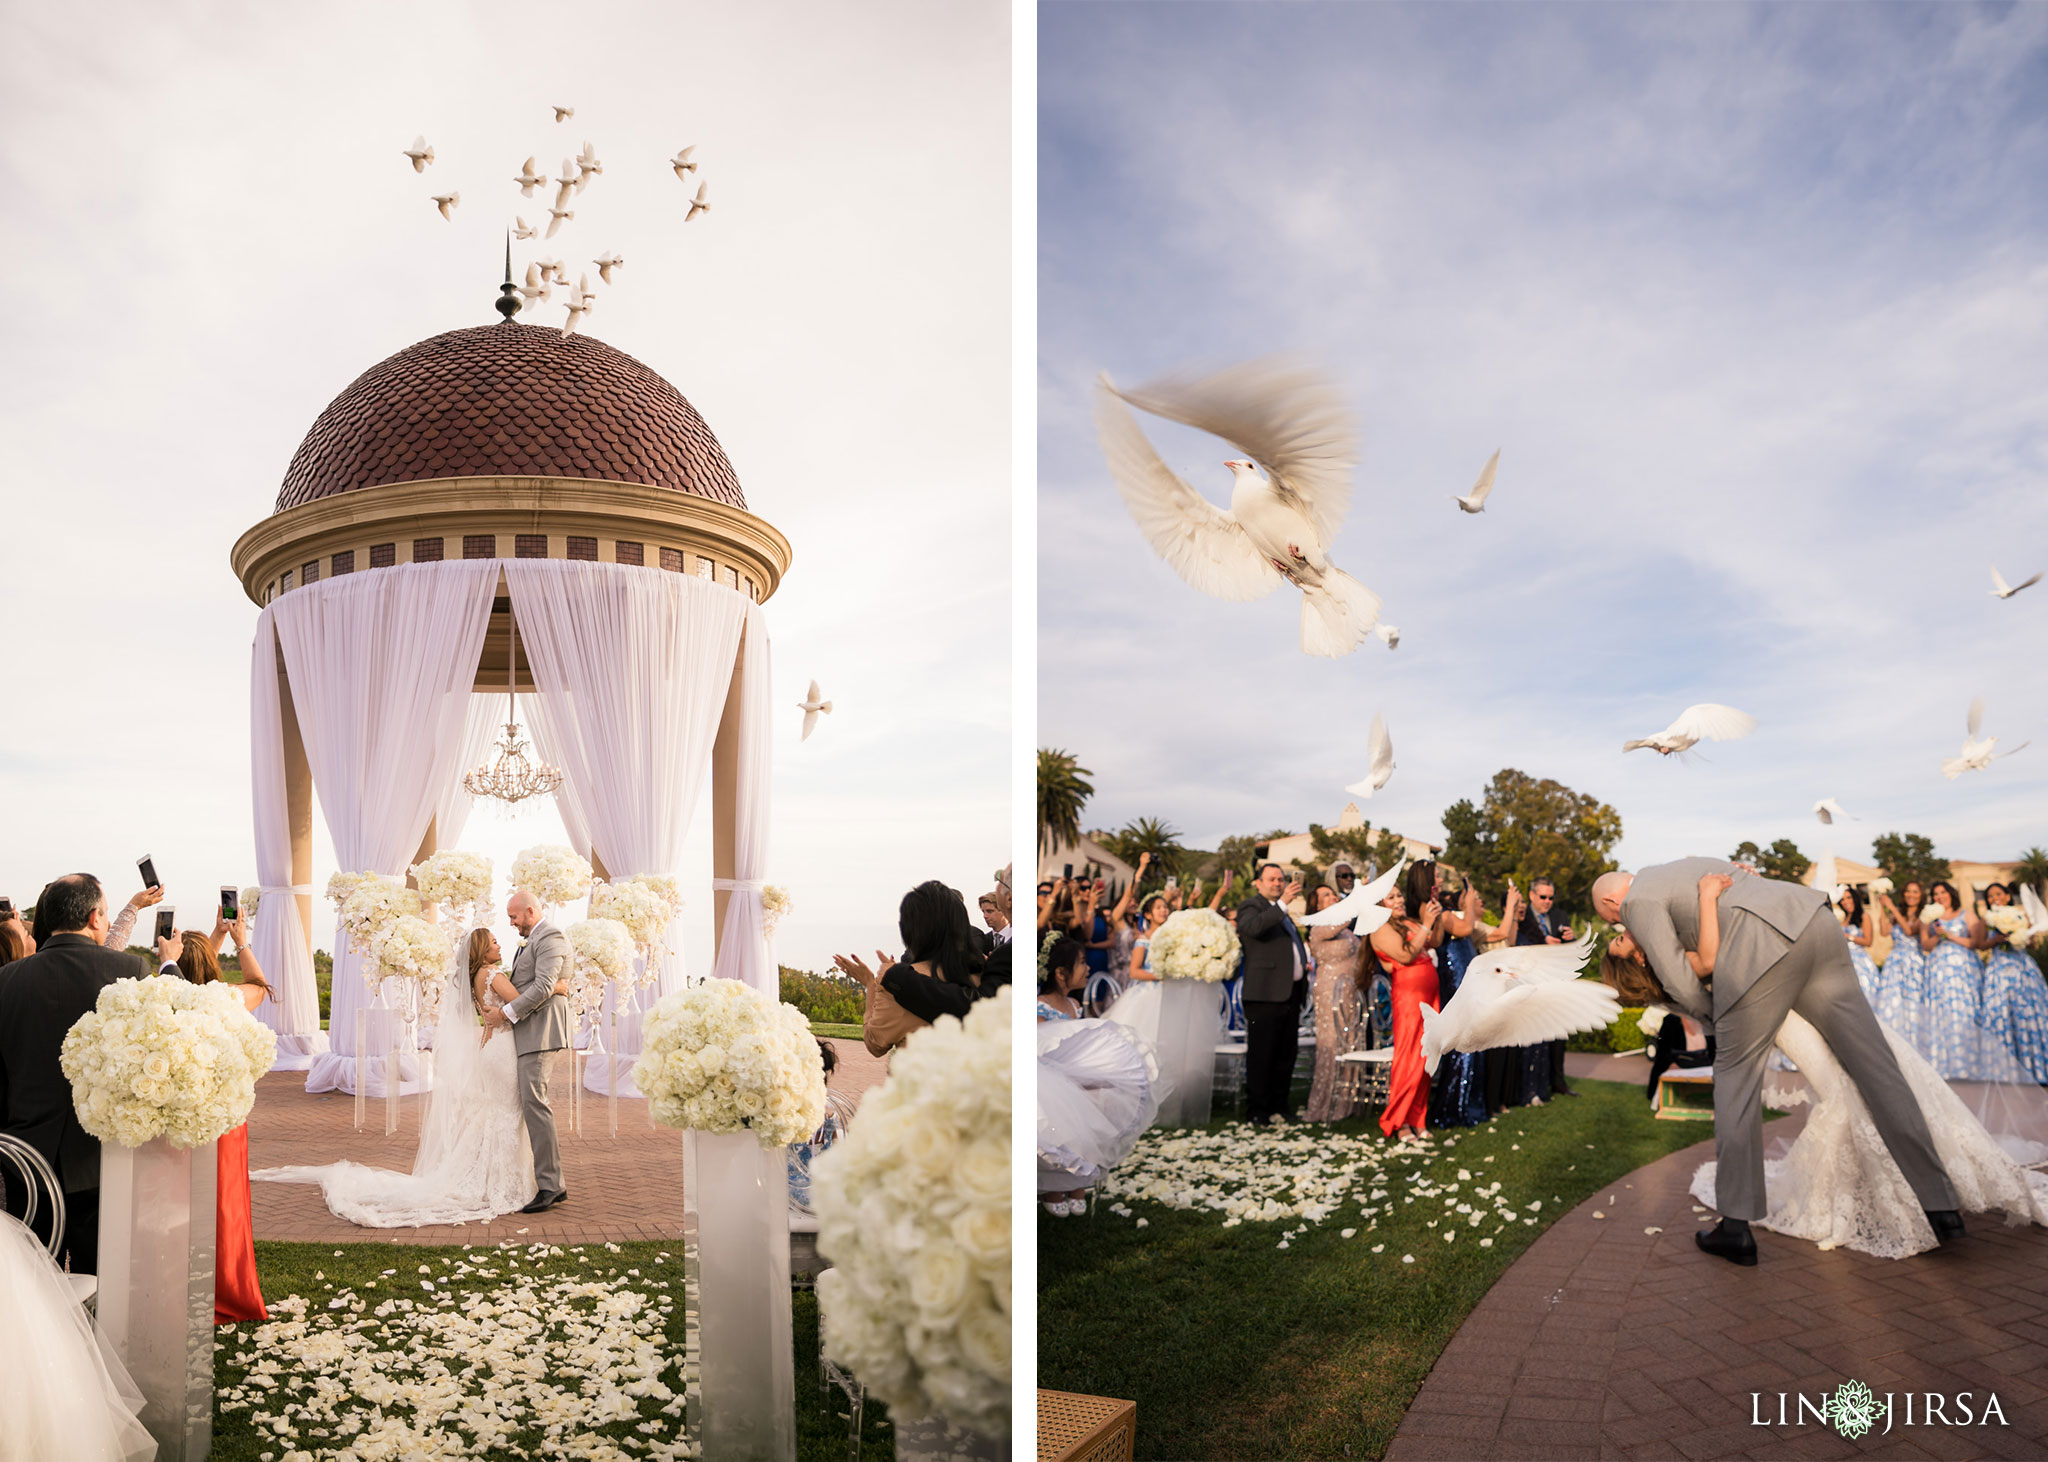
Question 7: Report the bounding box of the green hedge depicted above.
[1566,1004,1648,1053]
[779,966,865,1025]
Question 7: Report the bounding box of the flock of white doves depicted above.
[1094,358,2039,805]
[400,105,711,338]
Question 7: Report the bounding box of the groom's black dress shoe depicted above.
[1695,1218,1758,1266]
[1926,1209,1966,1242]
[520,1189,567,1213]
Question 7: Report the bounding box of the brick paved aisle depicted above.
[247,1039,888,1247]
[1388,1056,2048,1460]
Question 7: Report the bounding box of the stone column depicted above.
[710,637,745,960]
[279,655,314,973]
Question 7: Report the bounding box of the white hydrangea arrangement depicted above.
[589,876,684,957]
[510,845,593,909]
[814,988,1010,1438]
[633,978,827,1148]
[1148,907,1242,983]
[335,875,424,978]
[410,850,495,922]
[762,884,792,938]
[240,887,262,927]
[325,870,373,909]
[561,917,636,1022]
[374,913,459,1022]
[60,975,279,1149]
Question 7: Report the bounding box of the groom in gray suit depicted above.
[484,889,571,1212]
[1594,858,1959,1265]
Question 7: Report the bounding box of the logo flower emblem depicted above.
[1826,1379,1881,1440]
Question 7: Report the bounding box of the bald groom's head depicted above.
[1591,871,1633,924]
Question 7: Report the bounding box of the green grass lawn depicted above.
[809,1022,863,1042]
[1039,1082,1711,1461]
[215,1239,893,1461]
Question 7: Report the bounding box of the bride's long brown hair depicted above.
[1598,933,1667,1006]
[465,928,497,1014]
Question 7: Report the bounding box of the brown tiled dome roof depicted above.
[276,322,746,512]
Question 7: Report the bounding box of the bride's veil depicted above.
[412,931,483,1178]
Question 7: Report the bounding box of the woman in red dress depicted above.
[1369,868,1443,1143]
[172,913,271,1324]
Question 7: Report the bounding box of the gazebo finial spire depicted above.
[495,231,520,322]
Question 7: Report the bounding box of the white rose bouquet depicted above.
[375,913,459,1022]
[633,978,827,1148]
[814,988,1010,1438]
[325,870,372,910]
[1985,905,2030,949]
[240,887,262,928]
[336,875,422,976]
[762,884,792,938]
[564,917,636,1022]
[410,850,494,921]
[61,975,279,1149]
[510,845,593,908]
[1148,907,1242,983]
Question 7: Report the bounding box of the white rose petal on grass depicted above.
[1340,1229,1357,1239]
[1371,1244,1384,1253]
[1402,1254,1415,1264]
[1135,1218,1148,1228]
[1644,1227,1663,1235]
[1479,1237,1493,1247]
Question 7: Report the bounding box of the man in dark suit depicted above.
[1514,877,1576,1097]
[0,873,159,1273]
[1237,862,1310,1125]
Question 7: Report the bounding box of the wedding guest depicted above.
[1038,933,1087,1021]
[0,874,139,1274]
[1514,877,1575,1098]
[100,881,166,953]
[0,915,30,968]
[1920,880,1989,1080]
[788,1040,856,1215]
[171,914,271,1323]
[1478,881,1528,1114]
[1371,870,1442,1143]
[1304,884,1367,1121]
[1425,869,1491,1129]
[1978,883,2048,1083]
[1237,863,1310,1125]
[1836,886,1880,1003]
[1101,853,1152,993]
[837,880,1001,1026]
[1220,904,1246,1035]
[1125,893,1171,982]
[976,891,1008,947]
[1875,882,1932,1053]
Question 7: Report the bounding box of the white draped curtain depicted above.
[711,606,776,998]
[248,611,324,1069]
[270,561,500,1095]
[501,560,751,1094]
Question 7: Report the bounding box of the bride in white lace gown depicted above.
[254,930,561,1227]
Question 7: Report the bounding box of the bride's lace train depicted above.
[0,1214,155,1462]
[1691,1012,2048,1258]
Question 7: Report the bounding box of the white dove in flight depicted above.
[513,156,545,195]
[555,159,578,196]
[1346,713,1395,799]
[1990,565,2043,600]
[1811,848,1839,898]
[513,216,536,241]
[1094,358,1382,657]
[1420,933,1616,1076]
[1943,696,2029,778]
[671,145,698,178]
[1813,798,1853,825]
[575,272,597,312]
[430,191,459,221]
[553,105,575,123]
[686,179,710,221]
[1302,858,1407,935]
[515,263,547,307]
[402,135,434,172]
[1375,623,1400,650]
[1452,449,1501,514]
[546,205,574,239]
[538,257,567,282]
[575,141,602,190]
[561,293,589,339]
[1622,703,1756,756]
[799,680,833,741]
[594,251,623,285]
[2020,883,2048,941]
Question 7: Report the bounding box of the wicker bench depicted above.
[1038,1389,1136,1462]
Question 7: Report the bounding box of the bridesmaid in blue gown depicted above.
[1426,873,1491,1128]
[1875,882,1932,1057]
[1978,882,2048,1083]
[1836,887,1880,1003]
[1921,880,1989,1080]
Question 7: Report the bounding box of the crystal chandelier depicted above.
[463,610,563,804]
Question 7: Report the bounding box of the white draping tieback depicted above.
[258,885,314,895]
[712,879,764,893]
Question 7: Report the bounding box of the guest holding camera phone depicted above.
[101,881,166,955]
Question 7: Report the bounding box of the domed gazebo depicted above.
[231,309,792,1098]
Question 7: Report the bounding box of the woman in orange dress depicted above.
[1369,869,1443,1143]
[172,913,271,1324]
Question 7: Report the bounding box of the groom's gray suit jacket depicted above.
[1620,857,1827,1021]
[503,922,572,1053]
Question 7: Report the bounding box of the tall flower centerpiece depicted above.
[410,849,496,928]
[635,978,826,1460]
[1147,907,1242,1127]
[565,917,637,1025]
[63,976,280,1459]
[510,845,593,911]
[815,988,1010,1449]
[590,874,686,984]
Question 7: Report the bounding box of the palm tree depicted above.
[1037,748,1094,856]
[1109,817,1186,882]
[2015,847,2048,897]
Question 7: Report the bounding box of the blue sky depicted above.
[0,0,1008,974]
[1039,2,2048,878]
